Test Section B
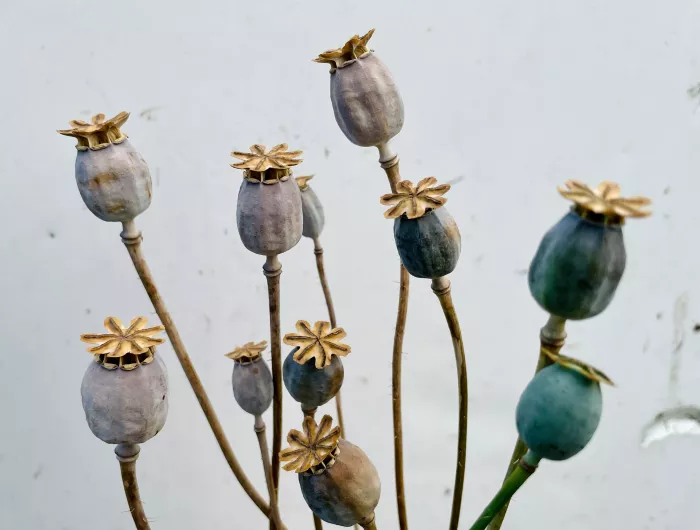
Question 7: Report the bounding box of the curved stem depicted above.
[431,277,468,530]
[115,444,150,530]
[312,237,346,439]
[487,315,566,530]
[377,145,410,530]
[263,254,283,523]
[254,416,283,530]
[120,221,271,517]
[469,452,540,530]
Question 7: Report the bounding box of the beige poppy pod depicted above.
[231,144,304,255]
[280,415,381,527]
[58,112,152,222]
[315,29,404,147]
[80,317,168,445]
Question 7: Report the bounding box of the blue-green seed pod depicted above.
[283,348,344,409]
[296,176,325,239]
[394,207,461,279]
[516,362,605,461]
[529,180,651,320]
[381,177,459,279]
[528,209,626,320]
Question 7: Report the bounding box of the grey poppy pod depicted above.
[58,112,152,222]
[282,320,351,409]
[280,416,381,528]
[381,177,459,279]
[296,176,326,239]
[529,180,651,320]
[316,29,404,147]
[226,340,273,416]
[231,144,304,255]
[79,317,169,445]
[516,351,614,461]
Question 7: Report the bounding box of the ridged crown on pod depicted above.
[231,144,303,184]
[542,348,615,386]
[380,177,451,219]
[314,29,375,72]
[283,320,351,369]
[558,180,652,223]
[80,316,166,371]
[280,414,341,474]
[58,112,129,151]
[225,340,267,364]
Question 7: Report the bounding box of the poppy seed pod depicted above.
[225,340,274,416]
[381,177,461,279]
[232,144,304,255]
[315,29,404,147]
[296,176,326,239]
[529,180,651,320]
[58,112,152,222]
[516,351,614,461]
[283,320,350,409]
[80,317,168,445]
[280,416,381,527]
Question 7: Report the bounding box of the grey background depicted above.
[2,0,699,528]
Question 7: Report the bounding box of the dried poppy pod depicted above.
[516,350,614,461]
[225,340,273,416]
[80,317,168,445]
[296,176,326,240]
[280,415,381,527]
[315,29,404,147]
[231,144,303,255]
[529,181,651,320]
[282,320,350,410]
[57,112,152,222]
[381,177,461,279]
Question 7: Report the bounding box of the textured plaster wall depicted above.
[2,1,700,528]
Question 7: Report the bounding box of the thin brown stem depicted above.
[263,254,283,527]
[115,444,150,530]
[377,147,410,530]
[254,416,283,530]
[431,277,468,530]
[312,237,347,439]
[487,314,566,530]
[119,222,271,518]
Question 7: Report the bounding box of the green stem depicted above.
[468,451,541,530]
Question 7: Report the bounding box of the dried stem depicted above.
[488,314,566,530]
[469,452,541,530]
[119,221,272,518]
[431,277,469,530]
[115,444,150,530]
[263,254,284,521]
[254,416,283,530]
[312,237,346,439]
[377,143,410,530]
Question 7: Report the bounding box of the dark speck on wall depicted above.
[693,323,700,332]
[85,308,91,315]
[324,147,330,159]
[656,312,663,320]
[664,186,671,195]
[223,228,229,236]
[443,487,451,496]
[198,270,204,276]
[47,231,56,239]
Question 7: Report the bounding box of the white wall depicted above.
[2,1,700,528]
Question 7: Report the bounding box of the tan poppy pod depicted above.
[315,30,404,147]
[280,416,381,527]
[231,144,303,255]
[58,112,152,222]
[80,317,168,445]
